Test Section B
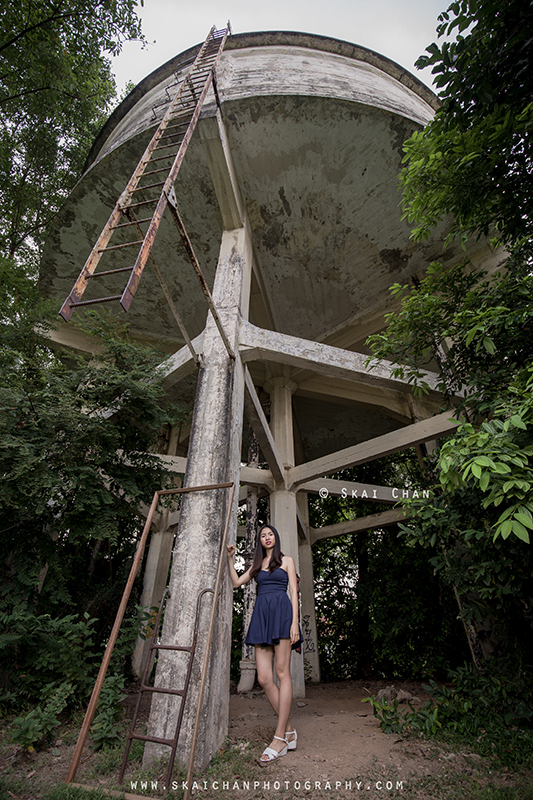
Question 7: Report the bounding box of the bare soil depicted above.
[227,680,463,791]
[0,680,528,800]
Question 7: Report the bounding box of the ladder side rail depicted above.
[164,587,214,788]
[116,24,218,209]
[120,585,212,784]
[124,210,199,363]
[65,489,161,783]
[120,27,230,311]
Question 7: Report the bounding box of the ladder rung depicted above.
[168,106,194,116]
[70,295,123,307]
[187,75,210,85]
[158,132,185,143]
[153,141,185,152]
[164,121,191,131]
[140,686,185,697]
[110,217,153,229]
[152,643,193,652]
[131,181,166,192]
[121,198,160,209]
[98,239,143,252]
[142,166,173,177]
[88,266,134,278]
[129,733,175,747]
[148,153,175,164]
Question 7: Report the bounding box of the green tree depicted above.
[400,0,533,245]
[0,0,144,264]
[0,258,182,613]
[366,0,533,673]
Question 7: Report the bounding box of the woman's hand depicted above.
[227,544,235,559]
[290,622,299,645]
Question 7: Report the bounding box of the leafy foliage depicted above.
[367,246,533,409]
[365,662,533,767]
[401,0,533,245]
[0,0,144,263]
[0,259,183,612]
[11,682,75,750]
[367,247,533,546]
[0,608,98,704]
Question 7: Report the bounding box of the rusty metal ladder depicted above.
[119,587,212,788]
[65,481,235,798]
[59,23,230,322]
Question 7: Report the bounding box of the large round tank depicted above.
[40,31,503,458]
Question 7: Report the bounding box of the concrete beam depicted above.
[296,503,308,541]
[150,452,276,492]
[310,508,407,544]
[162,332,204,391]
[239,465,275,490]
[38,321,104,355]
[240,320,441,394]
[243,366,285,482]
[198,110,244,230]
[295,374,443,424]
[289,410,458,488]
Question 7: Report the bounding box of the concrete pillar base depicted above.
[237,659,256,692]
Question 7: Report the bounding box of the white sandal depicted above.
[285,729,297,750]
[259,735,288,764]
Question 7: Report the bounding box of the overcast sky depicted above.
[111,0,446,93]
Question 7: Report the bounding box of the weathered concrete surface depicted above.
[266,376,305,697]
[297,493,321,683]
[142,225,252,771]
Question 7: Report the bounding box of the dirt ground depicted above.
[228,681,430,783]
[1,680,522,799]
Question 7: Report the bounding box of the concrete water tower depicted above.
[40,29,503,772]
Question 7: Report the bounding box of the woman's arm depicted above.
[226,545,253,588]
[284,556,300,645]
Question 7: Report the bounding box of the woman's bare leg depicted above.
[272,639,292,745]
[255,643,294,756]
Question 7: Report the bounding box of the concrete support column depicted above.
[237,427,258,692]
[296,492,321,683]
[266,376,305,698]
[143,225,252,772]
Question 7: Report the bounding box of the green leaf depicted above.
[479,471,490,491]
[511,520,530,543]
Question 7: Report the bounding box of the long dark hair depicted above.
[249,524,283,580]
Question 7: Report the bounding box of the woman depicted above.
[227,523,301,763]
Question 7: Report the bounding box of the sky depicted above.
[111,0,446,94]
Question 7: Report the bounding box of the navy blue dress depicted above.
[245,567,302,650]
